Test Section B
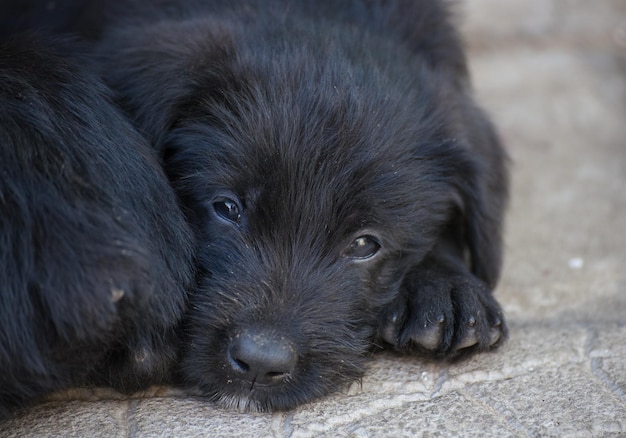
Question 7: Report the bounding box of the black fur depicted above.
[0,0,509,414]
[84,0,509,411]
[0,35,194,418]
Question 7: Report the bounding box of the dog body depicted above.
[0,36,194,418]
[0,0,509,414]
[86,0,509,410]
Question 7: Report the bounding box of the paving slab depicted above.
[1,0,625,436]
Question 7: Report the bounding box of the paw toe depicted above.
[406,314,445,350]
[379,304,406,346]
[456,331,478,350]
[488,326,502,346]
[488,316,505,346]
[453,316,478,350]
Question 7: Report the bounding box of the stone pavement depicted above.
[2,0,625,436]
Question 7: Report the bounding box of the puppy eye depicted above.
[213,198,241,225]
[344,235,381,260]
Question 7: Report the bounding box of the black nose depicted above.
[228,329,298,385]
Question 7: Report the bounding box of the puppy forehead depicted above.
[241,152,383,217]
[174,87,458,240]
[169,30,462,236]
[215,131,446,242]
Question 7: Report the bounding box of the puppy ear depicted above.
[455,110,509,289]
[461,180,505,289]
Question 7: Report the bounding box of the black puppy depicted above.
[0,35,194,418]
[83,0,509,411]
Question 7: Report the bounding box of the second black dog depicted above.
[0,34,194,418]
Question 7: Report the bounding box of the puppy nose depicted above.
[228,330,297,385]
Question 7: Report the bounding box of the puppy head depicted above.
[104,18,501,410]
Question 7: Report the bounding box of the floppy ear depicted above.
[455,108,509,289]
[461,176,506,289]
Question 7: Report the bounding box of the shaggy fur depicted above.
[85,0,509,411]
[0,35,194,418]
[1,0,509,414]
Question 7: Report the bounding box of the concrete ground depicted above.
[2,0,625,436]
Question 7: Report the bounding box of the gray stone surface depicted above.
[1,0,625,436]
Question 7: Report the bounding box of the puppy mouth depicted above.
[180,298,376,410]
[232,371,296,391]
[200,367,306,413]
[180,332,369,412]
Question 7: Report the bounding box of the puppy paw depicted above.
[379,258,506,359]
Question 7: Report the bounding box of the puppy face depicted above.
[103,16,486,411]
[171,116,466,410]
[168,44,480,412]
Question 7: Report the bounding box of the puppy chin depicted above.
[181,376,306,412]
[207,385,299,413]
